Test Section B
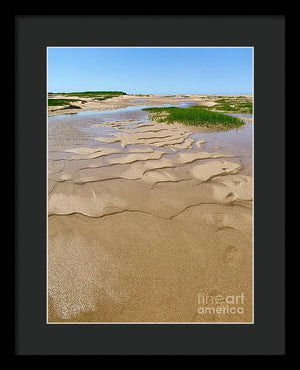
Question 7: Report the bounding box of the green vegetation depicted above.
[48,99,82,110]
[53,91,126,98]
[48,91,126,106]
[92,94,121,101]
[143,106,244,128]
[48,99,80,106]
[208,96,253,114]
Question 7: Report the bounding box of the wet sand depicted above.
[48,96,253,323]
[48,93,252,117]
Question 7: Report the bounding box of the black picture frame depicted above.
[14,13,285,356]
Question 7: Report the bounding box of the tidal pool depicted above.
[48,104,252,174]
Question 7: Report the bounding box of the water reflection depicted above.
[48,104,252,174]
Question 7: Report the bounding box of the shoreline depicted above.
[48,93,253,117]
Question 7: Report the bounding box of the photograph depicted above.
[47,47,254,323]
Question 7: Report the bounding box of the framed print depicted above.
[14,13,285,356]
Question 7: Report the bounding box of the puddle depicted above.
[48,104,252,174]
[190,115,253,174]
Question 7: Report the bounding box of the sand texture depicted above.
[48,95,253,323]
[48,94,219,117]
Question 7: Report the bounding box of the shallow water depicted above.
[48,103,253,323]
[48,103,194,150]
[191,116,252,174]
[48,103,252,174]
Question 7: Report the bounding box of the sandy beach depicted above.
[48,94,253,323]
[48,93,252,117]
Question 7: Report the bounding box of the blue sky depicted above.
[48,47,253,95]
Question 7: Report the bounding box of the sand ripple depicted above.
[48,118,252,322]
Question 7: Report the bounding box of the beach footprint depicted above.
[225,191,236,200]
[222,245,239,266]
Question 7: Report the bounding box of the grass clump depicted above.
[48,91,126,104]
[143,106,244,128]
[48,99,80,106]
[92,94,122,101]
[209,96,253,114]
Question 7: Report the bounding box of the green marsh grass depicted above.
[48,91,126,105]
[209,97,253,114]
[143,106,244,128]
[48,99,80,106]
